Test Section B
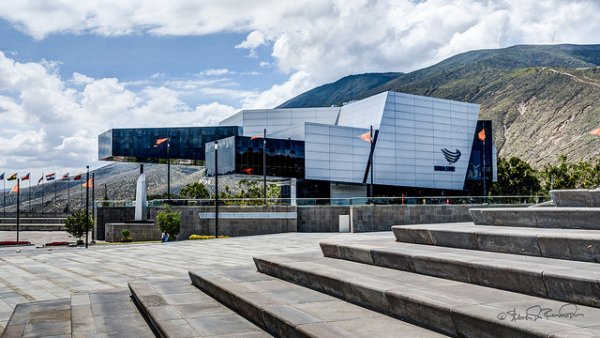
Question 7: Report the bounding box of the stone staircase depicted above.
[2,189,600,337]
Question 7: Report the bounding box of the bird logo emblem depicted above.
[441,148,461,165]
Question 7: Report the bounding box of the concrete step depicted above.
[391,223,600,262]
[550,189,600,207]
[321,240,600,308]
[253,254,600,337]
[469,207,600,229]
[129,278,271,338]
[71,288,156,338]
[1,299,71,338]
[189,267,448,338]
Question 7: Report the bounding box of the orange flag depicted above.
[360,131,372,143]
[154,138,169,147]
[250,134,264,140]
[243,168,253,175]
[478,128,486,141]
[589,127,600,136]
[82,178,93,188]
[9,184,18,194]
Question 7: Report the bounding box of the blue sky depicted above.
[1,0,600,188]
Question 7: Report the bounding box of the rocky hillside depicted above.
[276,72,402,108]
[1,163,206,213]
[281,44,600,169]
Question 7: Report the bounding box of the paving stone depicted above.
[27,309,70,324]
[22,321,71,337]
[187,313,264,336]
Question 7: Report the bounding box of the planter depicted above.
[120,238,133,242]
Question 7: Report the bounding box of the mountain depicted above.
[276,72,402,108]
[279,44,600,169]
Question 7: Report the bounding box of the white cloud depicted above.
[242,71,312,109]
[197,68,234,76]
[235,30,266,49]
[0,52,241,176]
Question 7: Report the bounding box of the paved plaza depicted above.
[0,231,394,334]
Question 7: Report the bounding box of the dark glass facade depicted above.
[98,127,242,165]
[206,136,305,178]
[463,120,493,195]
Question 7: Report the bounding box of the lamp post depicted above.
[91,173,95,244]
[370,125,374,198]
[16,179,20,242]
[85,165,89,249]
[167,136,171,201]
[263,128,267,204]
[214,141,219,238]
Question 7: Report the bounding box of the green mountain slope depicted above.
[280,44,600,168]
[276,72,402,108]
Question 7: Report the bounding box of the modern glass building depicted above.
[205,136,305,178]
[98,127,242,165]
[99,91,495,198]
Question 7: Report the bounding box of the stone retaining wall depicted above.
[97,203,513,241]
[105,222,162,242]
[94,207,138,240]
[297,206,350,232]
[349,204,475,232]
[175,205,297,238]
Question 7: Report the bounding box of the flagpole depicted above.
[28,178,31,214]
[54,179,57,214]
[91,173,95,244]
[370,125,374,198]
[16,179,20,242]
[483,138,487,198]
[3,177,5,213]
[41,173,44,214]
[67,178,70,213]
[167,136,171,202]
[85,166,89,249]
[263,128,267,204]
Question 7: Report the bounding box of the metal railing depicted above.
[95,195,551,208]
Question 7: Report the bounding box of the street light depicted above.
[214,141,219,238]
[85,165,89,249]
[263,128,267,203]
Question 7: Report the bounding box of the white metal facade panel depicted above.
[302,91,480,190]
[220,107,340,139]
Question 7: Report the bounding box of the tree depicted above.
[236,180,281,199]
[64,210,94,245]
[157,205,181,240]
[541,155,600,191]
[180,182,210,199]
[490,157,541,196]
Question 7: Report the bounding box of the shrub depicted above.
[157,205,181,241]
[64,210,94,244]
[121,229,131,240]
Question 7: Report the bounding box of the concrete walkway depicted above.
[0,231,394,334]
